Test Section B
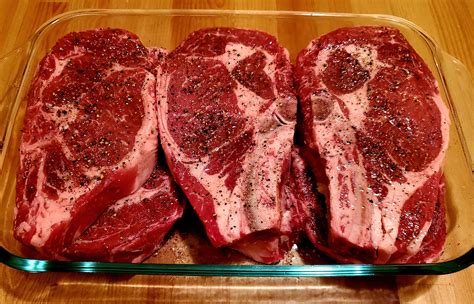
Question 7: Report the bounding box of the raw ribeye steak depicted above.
[295,26,450,263]
[65,159,184,263]
[14,29,159,259]
[157,28,297,263]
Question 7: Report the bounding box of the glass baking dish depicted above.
[0,9,472,277]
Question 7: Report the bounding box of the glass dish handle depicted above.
[0,46,28,159]
[440,52,474,172]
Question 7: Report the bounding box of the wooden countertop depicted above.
[0,0,473,303]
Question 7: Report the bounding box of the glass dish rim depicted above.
[1,247,473,276]
[0,8,472,276]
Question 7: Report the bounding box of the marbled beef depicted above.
[157,28,297,263]
[14,29,159,258]
[295,26,449,263]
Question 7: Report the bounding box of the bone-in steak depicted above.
[65,160,184,263]
[14,29,159,258]
[157,28,297,263]
[295,26,449,263]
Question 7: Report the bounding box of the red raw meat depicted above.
[295,26,449,263]
[14,29,159,259]
[156,28,298,263]
[65,161,184,263]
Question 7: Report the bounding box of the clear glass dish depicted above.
[0,9,472,276]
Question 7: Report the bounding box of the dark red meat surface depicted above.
[295,26,449,263]
[65,162,184,263]
[14,29,159,259]
[157,28,298,263]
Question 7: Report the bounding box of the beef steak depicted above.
[157,28,297,263]
[14,29,159,258]
[65,159,184,263]
[295,26,450,263]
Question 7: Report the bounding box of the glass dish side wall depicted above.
[0,10,472,275]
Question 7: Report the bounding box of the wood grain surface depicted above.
[0,0,473,303]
